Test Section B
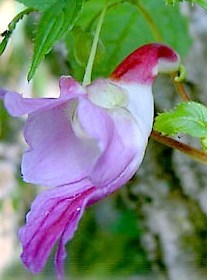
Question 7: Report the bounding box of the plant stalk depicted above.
[82,3,107,86]
[151,131,207,164]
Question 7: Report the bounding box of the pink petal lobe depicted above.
[91,108,146,187]
[18,181,96,279]
[22,100,100,186]
[83,78,152,188]
[0,76,85,117]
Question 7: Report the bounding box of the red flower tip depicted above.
[110,43,180,84]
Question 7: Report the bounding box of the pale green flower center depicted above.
[87,80,128,109]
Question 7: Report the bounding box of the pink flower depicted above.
[0,43,180,280]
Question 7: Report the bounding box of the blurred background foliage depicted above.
[0,0,202,279]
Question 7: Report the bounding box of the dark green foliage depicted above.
[5,0,191,80]
[16,0,59,11]
[64,0,191,80]
[27,0,85,81]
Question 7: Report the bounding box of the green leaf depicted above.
[27,0,85,81]
[68,0,191,80]
[164,0,207,9]
[195,0,207,9]
[0,36,10,56]
[16,0,58,11]
[0,8,34,56]
[144,0,192,57]
[164,0,187,4]
[154,101,207,138]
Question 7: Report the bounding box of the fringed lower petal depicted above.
[18,181,95,280]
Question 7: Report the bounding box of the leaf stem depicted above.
[171,75,191,101]
[151,131,207,164]
[82,3,107,86]
[172,78,191,101]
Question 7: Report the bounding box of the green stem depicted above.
[151,131,207,164]
[82,3,107,86]
[172,76,191,101]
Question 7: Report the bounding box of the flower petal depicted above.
[0,76,85,117]
[92,107,146,187]
[114,82,154,139]
[22,100,100,186]
[80,79,153,188]
[8,76,106,186]
[1,75,153,189]
[18,180,96,279]
[110,43,180,84]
